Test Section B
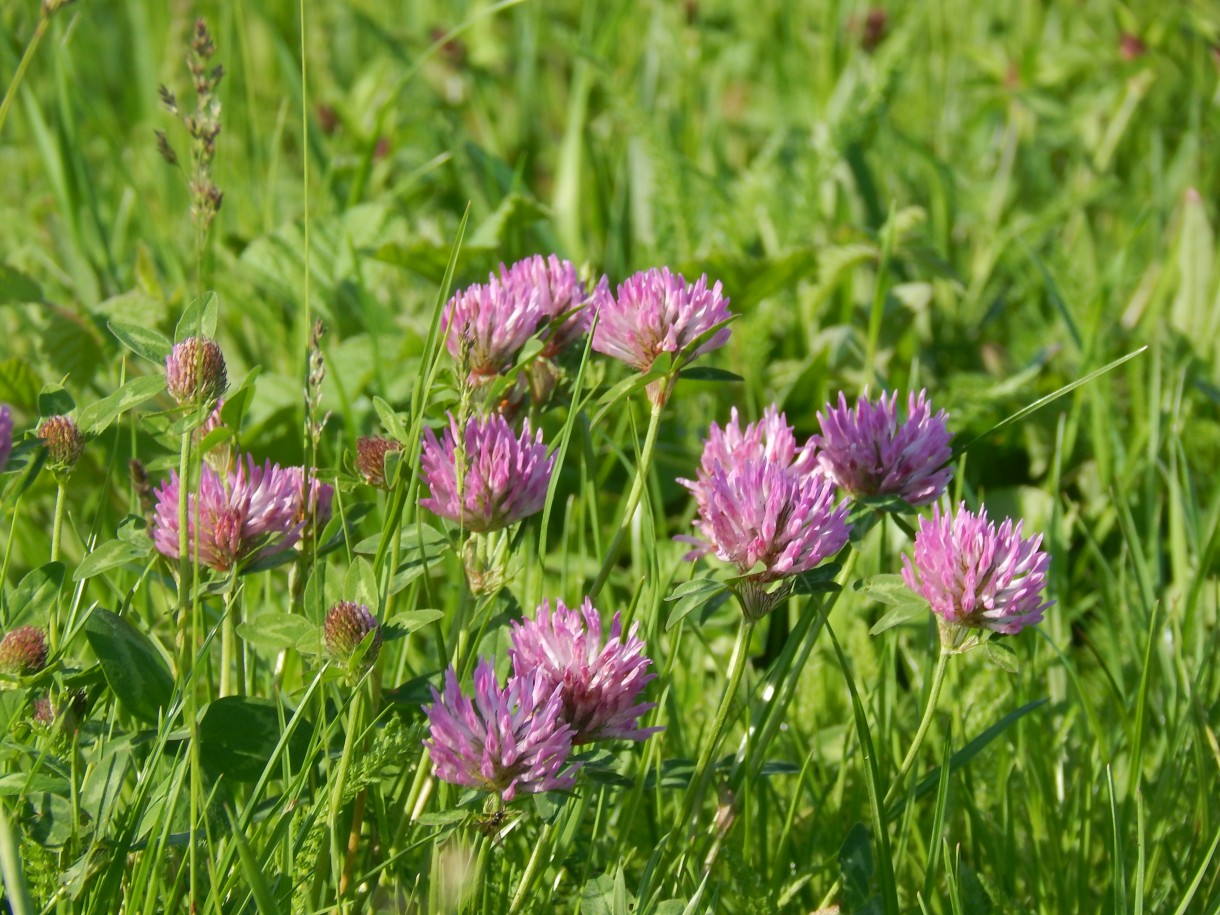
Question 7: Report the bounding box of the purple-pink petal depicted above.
[812,390,953,506]
[509,598,661,745]
[902,502,1052,635]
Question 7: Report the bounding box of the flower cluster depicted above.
[592,267,732,374]
[356,435,403,489]
[151,455,305,572]
[166,336,228,407]
[0,626,48,677]
[902,503,1052,639]
[496,255,596,358]
[324,601,382,671]
[442,276,547,386]
[811,390,953,506]
[509,599,659,744]
[38,415,84,475]
[681,407,850,619]
[420,412,554,533]
[425,660,577,803]
[425,598,658,801]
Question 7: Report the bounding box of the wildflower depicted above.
[150,455,302,572]
[509,598,659,744]
[681,406,816,517]
[0,404,12,473]
[902,503,1052,638]
[0,626,49,677]
[442,277,547,385]
[420,412,553,533]
[38,416,84,475]
[683,457,851,620]
[812,391,953,506]
[324,601,382,670]
[497,255,595,358]
[424,659,576,802]
[165,336,228,406]
[592,267,732,375]
[356,435,403,489]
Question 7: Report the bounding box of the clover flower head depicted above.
[498,255,596,357]
[683,456,851,619]
[420,412,554,533]
[442,276,547,385]
[0,626,48,677]
[591,267,732,374]
[902,503,1052,636]
[813,390,953,506]
[509,598,660,744]
[166,336,228,406]
[38,415,84,473]
[424,659,577,802]
[151,455,303,572]
[356,435,403,488]
[324,601,382,669]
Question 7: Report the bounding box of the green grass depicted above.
[1,0,1218,912]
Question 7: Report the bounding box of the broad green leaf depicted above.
[83,609,173,725]
[0,264,42,304]
[198,697,313,783]
[37,385,75,418]
[853,574,916,606]
[7,562,64,628]
[76,375,165,435]
[74,539,151,581]
[174,291,218,342]
[869,601,928,636]
[664,578,729,631]
[236,611,317,657]
[108,321,173,363]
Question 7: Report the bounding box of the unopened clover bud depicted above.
[166,336,228,406]
[38,415,84,473]
[324,602,382,670]
[0,626,49,677]
[356,436,403,489]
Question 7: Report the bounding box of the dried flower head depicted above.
[497,255,596,358]
[592,267,732,374]
[0,626,49,677]
[166,336,228,406]
[509,598,660,744]
[902,503,1052,638]
[38,415,84,473]
[420,412,554,533]
[0,404,12,474]
[812,391,953,506]
[151,455,303,572]
[424,659,577,802]
[356,435,403,488]
[442,277,547,386]
[324,601,382,670]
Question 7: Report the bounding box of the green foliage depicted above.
[0,0,1217,913]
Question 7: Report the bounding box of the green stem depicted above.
[0,15,49,139]
[736,552,858,788]
[48,481,67,650]
[589,396,665,600]
[882,648,951,807]
[508,820,555,914]
[219,579,244,696]
[675,620,754,835]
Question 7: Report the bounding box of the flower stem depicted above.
[48,481,67,650]
[0,14,49,139]
[675,619,754,835]
[219,579,244,696]
[589,396,665,600]
[508,820,554,913]
[883,647,951,807]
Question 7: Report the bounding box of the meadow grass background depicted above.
[1,0,1219,912]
